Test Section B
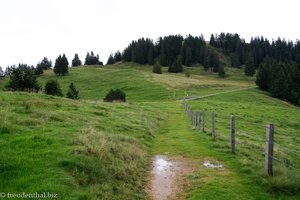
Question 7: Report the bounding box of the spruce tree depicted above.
[66,82,79,99]
[184,47,192,67]
[84,52,90,65]
[245,53,255,76]
[175,56,183,72]
[210,52,220,72]
[218,65,226,77]
[106,54,115,65]
[114,51,122,62]
[39,57,52,70]
[35,63,44,75]
[209,34,216,46]
[148,48,154,65]
[159,50,167,66]
[0,66,4,76]
[5,64,41,92]
[104,89,126,102]
[152,62,162,74]
[270,62,288,98]
[54,54,69,76]
[72,53,82,67]
[169,56,183,73]
[45,80,63,96]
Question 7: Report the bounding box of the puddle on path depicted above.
[203,160,223,169]
[147,155,184,200]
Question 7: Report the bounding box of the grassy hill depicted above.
[0,63,299,199]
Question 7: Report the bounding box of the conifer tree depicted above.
[5,64,41,92]
[218,65,225,77]
[45,80,63,96]
[152,62,162,74]
[66,82,79,99]
[54,54,69,76]
[168,56,183,73]
[72,53,82,67]
[106,54,115,65]
[114,51,122,62]
[148,48,154,65]
[184,47,192,67]
[35,63,44,75]
[245,53,255,76]
[159,50,167,66]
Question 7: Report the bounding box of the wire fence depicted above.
[182,99,300,176]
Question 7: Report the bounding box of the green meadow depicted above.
[0,63,299,199]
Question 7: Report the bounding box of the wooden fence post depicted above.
[194,112,197,128]
[188,108,191,120]
[265,124,274,176]
[230,115,235,153]
[202,110,205,132]
[192,111,195,126]
[197,112,201,130]
[212,111,215,139]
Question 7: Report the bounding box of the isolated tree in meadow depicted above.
[45,80,63,96]
[152,62,162,74]
[106,54,115,65]
[5,64,41,92]
[54,54,69,76]
[66,82,79,100]
[104,89,126,102]
[72,53,82,67]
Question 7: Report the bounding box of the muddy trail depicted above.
[146,155,190,200]
[146,99,256,200]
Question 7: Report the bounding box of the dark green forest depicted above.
[108,33,300,105]
[3,32,300,106]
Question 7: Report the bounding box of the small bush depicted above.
[104,89,126,102]
[44,80,63,96]
[152,62,162,74]
[66,82,79,100]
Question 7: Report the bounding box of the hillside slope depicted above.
[0,92,165,199]
[0,63,299,199]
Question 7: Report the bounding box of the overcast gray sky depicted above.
[0,0,299,68]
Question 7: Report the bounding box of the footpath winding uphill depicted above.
[146,100,260,200]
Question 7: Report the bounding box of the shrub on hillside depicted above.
[5,64,41,92]
[152,62,162,74]
[45,80,63,96]
[104,89,126,102]
[66,82,79,100]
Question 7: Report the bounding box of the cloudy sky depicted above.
[0,0,299,68]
